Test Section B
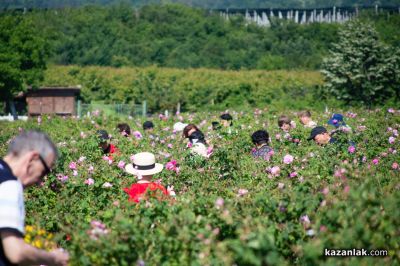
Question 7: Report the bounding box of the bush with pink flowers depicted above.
[0,107,399,265]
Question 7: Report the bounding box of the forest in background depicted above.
[1,4,399,70]
[2,0,400,9]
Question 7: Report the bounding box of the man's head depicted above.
[298,110,312,125]
[251,130,269,147]
[278,115,291,131]
[5,130,57,187]
[143,121,154,132]
[96,130,110,152]
[220,113,233,127]
[308,126,331,145]
[116,123,131,136]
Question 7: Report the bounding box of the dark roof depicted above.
[15,86,81,99]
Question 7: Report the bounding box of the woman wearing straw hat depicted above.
[123,152,170,203]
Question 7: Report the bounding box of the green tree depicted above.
[321,20,400,106]
[0,15,47,118]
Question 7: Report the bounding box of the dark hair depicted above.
[116,123,131,136]
[220,113,233,126]
[96,130,110,142]
[188,130,206,145]
[251,130,269,145]
[220,113,233,121]
[212,121,220,130]
[183,124,200,138]
[278,115,291,127]
[143,121,154,130]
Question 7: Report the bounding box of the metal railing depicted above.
[77,101,147,118]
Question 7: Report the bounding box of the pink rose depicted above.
[237,188,248,196]
[270,166,281,176]
[392,162,399,170]
[283,154,294,164]
[389,136,396,144]
[69,162,77,170]
[117,161,126,169]
[300,215,311,226]
[348,146,356,153]
[289,171,298,178]
[167,143,173,149]
[372,158,379,165]
[85,178,94,185]
[215,198,224,209]
[133,131,142,139]
[88,165,94,173]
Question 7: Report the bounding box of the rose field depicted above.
[0,107,399,265]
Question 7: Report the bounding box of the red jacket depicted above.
[123,182,169,203]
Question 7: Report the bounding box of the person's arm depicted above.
[1,230,69,266]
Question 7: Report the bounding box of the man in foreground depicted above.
[0,130,69,266]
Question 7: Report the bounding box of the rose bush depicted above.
[0,107,399,265]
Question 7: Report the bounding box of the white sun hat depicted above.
[173,122,188,132]
[125,152,163,176]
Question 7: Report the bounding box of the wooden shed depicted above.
[25,87,80,116]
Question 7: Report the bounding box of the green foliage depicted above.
[321,19,400,106]
[0,4,343,70]
[0,107,399,265]
[0,15,47,101]
[43,65,325,112]
[2,0,400,9]
[1,5,400,71]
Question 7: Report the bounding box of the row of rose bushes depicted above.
[43,65,325,112]
[0,107,399,265]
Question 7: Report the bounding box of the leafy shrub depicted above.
[0,107,399,265]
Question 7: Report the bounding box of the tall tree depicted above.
[0,15,47,118]
[321,19,400,106]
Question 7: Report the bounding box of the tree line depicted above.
[2,0,400,9]
[1,4,399,71]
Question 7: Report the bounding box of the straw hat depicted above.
[125,152,163,176]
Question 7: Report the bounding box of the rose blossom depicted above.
[270,166,281,177]
[215,198,224,209]
[102,182,113,188]
[69,162,77,170]
[283,154,294,164]
[389,136,396,144]
[289,172,298,178]
[117,161,126,169]
[88,165,94,173]
[237,188,248,196]
[392,162,399,170]
[348,146,356,153]
[85,178,94,185]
